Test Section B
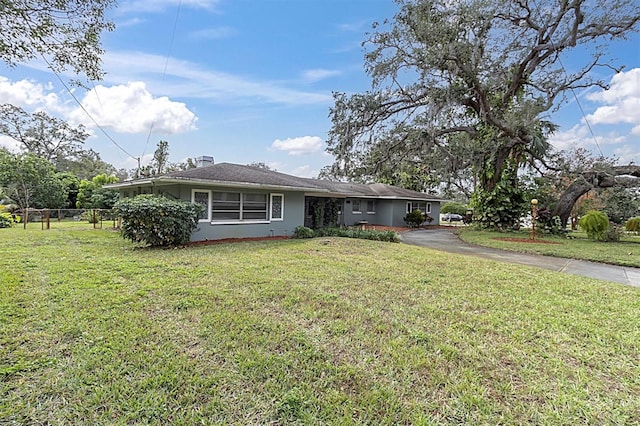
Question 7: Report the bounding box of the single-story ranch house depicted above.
[107,159,443,241]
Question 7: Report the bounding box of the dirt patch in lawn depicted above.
[493,237,562,244]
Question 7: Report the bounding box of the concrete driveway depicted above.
[401,228,640,287]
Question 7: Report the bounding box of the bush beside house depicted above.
[404,209,433,228]
[114,195,203,247]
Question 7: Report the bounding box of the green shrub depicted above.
[536,207,568,236]
[0,212,15,228]
[292,225,314,239]
[578,210,610,241]
[604,224,623,242]
[114,195,203,247]
[625,217,640,233]
[470,164,528,230]
[404,209,425,228]
[293,226,400,242]
[315,227,400,242]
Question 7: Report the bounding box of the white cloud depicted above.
[288,165,318,178]
[549,124,627,153]
[117,17,146,27]
[302,69,342,83]
[13,51,333,107]
[0,135,20,152]
[189,26,237,40]
[337,21,369,32]
[548,124,589,151]
[0,77,63,112]
[68,82,197,134]
[102,51,332,106]
[612,144,640,165]
[585,68,640,126]
[120,153,154,171]
[271,136,324,155]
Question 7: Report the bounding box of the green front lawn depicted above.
[458,229,640,267]
[2,226,639,424]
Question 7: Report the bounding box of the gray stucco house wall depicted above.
[107,162,443,241]
[342,198,441,228]
[191,190,304,240]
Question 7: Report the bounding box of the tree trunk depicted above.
[552,166,640,227]
[551,176,593,227]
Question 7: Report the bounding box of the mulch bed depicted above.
[493,237,562,244]
[185,224,448,247]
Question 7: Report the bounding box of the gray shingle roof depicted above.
[300,178,440,200]
[113,162,441,201]
[165,163,320,189]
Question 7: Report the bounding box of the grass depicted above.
[2,225,640,424]
[458,228,640,268]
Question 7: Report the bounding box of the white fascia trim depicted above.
[104,179,153,188]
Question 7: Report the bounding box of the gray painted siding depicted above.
[371,200,394,226]
[117,185,440,238]
[430,202,442,225]
[342,198,371,226]
[191,191,304,241]
[118,185,305,241]
[342,198,399,226]
[340,197,442,227]
[389,199,441,226]
[390,200,409,227]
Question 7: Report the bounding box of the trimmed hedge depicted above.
[114,195,203,247]
[292,226,400,243]
[292,225,315,239]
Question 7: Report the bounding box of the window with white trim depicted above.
[352,200,361,214]
[270,193,284,221]
[406,201,431,215]
[211,191,268,221]
[212,192,241,220]
[366,200,376,214]
[242,193,268,220]
[192,189,211,221]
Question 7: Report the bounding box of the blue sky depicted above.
[0,0,638,178]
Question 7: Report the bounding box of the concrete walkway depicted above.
[401,228,640,287]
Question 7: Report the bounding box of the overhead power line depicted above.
[40,54,138,161]
[141,0,183,159]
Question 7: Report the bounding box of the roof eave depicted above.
[104,179,154,188]
[106,176,328,193]
[104,175,441,201]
